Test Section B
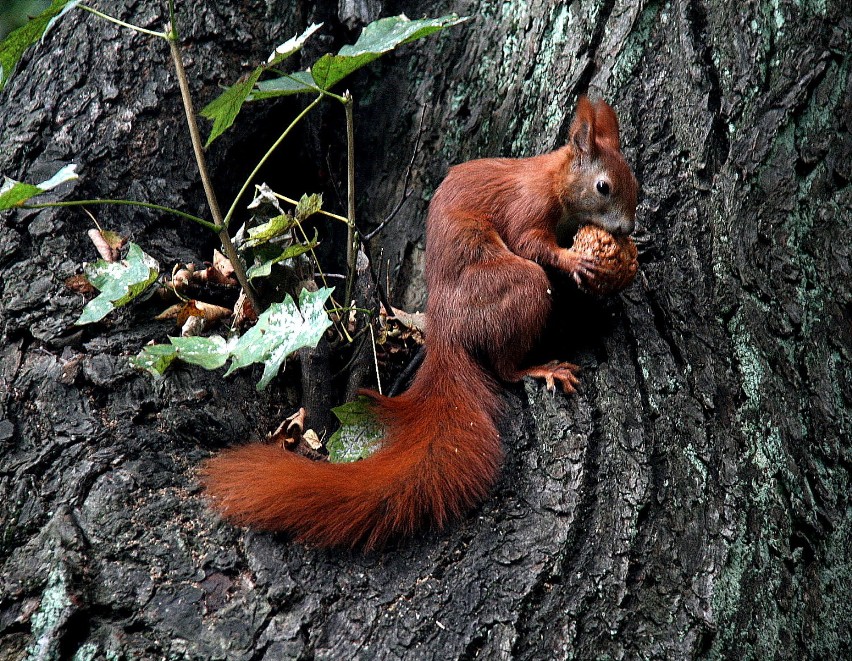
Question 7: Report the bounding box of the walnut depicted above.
[571,224,638,296]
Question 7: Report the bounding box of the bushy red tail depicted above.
[201,344,502,549]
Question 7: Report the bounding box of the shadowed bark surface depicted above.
[1,1,850,660]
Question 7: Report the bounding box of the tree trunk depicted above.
[1,1,850,660]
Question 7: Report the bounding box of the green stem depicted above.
[326,306,373,315]
[21,199,217,230]
[272,73,348,104]
[223,94,323,229]
[272,192,348,224]
[293,219,330,292]
[78,4,167,39]
[292,219,352,343]
[78,1,260,311]
[167,0,177,36]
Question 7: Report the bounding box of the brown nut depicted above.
[571,224,638,296]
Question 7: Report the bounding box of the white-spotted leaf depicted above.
[225,287,334,390]
[76,242,159,325]
[326,397,383,463]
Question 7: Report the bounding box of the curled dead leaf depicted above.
[181,314,206,337]
[194,301,233,322]
[172,268,193,290]
[87,228,125,262]
[179,300,232,327]
[155,303,184,320]
[233,290,258,326]
[302,429,322,451]
[157,300,232,326]
[387,306,426,334]
[212,250,236,283]
[270,407,307,449]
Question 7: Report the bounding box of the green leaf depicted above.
[326,397,383,463]
[294,192,322,221]
[252,70,319,99]
[341,13,469,55]
[200,23,324,145]
[246,237,319,280]
[131,335,236,377]
[258,13,469,96]
[225,287,334,390]
[0,164,78,210]
[130,344,179,376]
[312,13,470,89]
[266,22,323,67]
[168,335,236,370]
[244,212,298,247]
[0,0,79,91]
[200,66,264,147]
[131,289,333,389]
[75,242,159,325]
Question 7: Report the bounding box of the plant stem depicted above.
[343,92,358,307]
[293,221,330,292]
[290,218,352,343]
[273,73,349,104]
[165,25,261,312]
[223,95,323,229]
[21,199,217,229]
[272,192,348,224]
[78,4,167,39]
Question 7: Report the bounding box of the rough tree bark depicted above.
[1,1,850,660]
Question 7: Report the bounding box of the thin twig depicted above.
[369,322,382,395]
[292,219,352,343]
[364,104,427,241]
[78,4,167,39]
[272,192,348,224]
[343,92,357,307]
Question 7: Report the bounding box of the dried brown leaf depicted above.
[155,303,185,320]
[233,290,258,326]
[270,407,307,449]
[388,306,426,334]
[177,300,206,328]
[194,300,233,322]
[213,249,234,277]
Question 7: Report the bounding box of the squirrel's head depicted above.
[565,96,639,236]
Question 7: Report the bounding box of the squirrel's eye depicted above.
[596,180,610,196]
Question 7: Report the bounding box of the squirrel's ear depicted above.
[569,95,596,156]
[594,101,621,151]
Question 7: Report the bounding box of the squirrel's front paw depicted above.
[561,249,606,288]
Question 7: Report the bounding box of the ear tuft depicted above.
[569,95,596,156]
[593,100,621,151]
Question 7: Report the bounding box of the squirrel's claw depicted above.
[563,249,604,287]
[520,360,581,394]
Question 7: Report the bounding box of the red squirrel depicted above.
[202,97,639,549]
